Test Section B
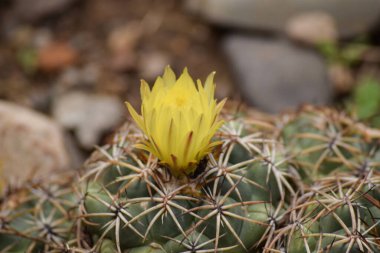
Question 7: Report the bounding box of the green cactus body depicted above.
[1,106,380,253]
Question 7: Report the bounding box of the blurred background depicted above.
[1,0,380,185]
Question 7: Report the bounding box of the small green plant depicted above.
[318,41,368,67]
[16,47,38,74]
[349,76,380,127]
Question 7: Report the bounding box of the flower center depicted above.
[164,86,191,108]
[174,95,187,107]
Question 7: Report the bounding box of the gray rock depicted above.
[186,0,380,38]
[55,65,100,92]
[12,0,78,22]
[53,92,124,149]
[0,101,70,184]
[223,35,332,113]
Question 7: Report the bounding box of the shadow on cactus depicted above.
[1,67,380,253]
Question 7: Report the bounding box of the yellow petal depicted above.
[125,102,145,131]
[163,65,176,86]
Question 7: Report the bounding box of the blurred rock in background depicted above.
[185,0,380,38]
[11,0,78,22]
[52,91,124,149]
[0,101,71,184]
[223,35,332,112]
[285,11,338,46]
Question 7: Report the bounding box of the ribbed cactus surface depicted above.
[1,104,379,253]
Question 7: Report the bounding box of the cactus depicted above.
[1,68,380,253]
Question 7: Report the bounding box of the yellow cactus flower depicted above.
[126,66,226,176]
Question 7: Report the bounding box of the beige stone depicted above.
[0,101,69,184]
[286,12,338,45]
